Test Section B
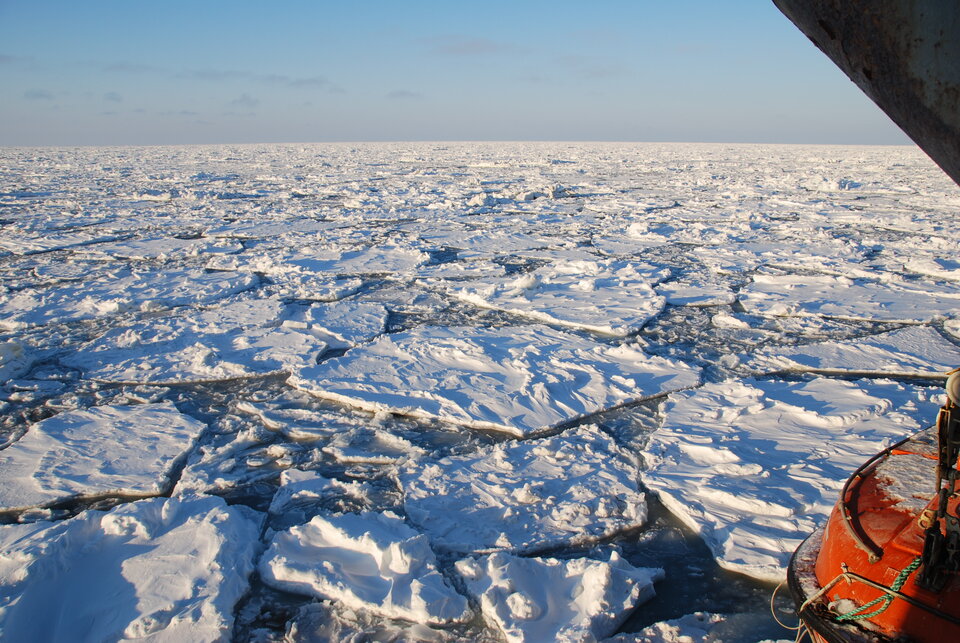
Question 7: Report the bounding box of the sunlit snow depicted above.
[1,142,957,641]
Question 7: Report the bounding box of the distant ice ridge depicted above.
[0,495,261,641]
[0,402,206,512]
[642,377,943,581]
[292,324,700,437]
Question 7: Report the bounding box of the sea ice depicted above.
[291,324,700,437]
[62,296,332,383]
[738,273,960,323]
[0,267,257,331]
[0,341,33,381]
[450,259,667,336]
[740,325,960,377]
[284,601,465,642]
[641,377,942,581]
[0,495,261,642]
[399,424,647,554]
[0,402,207,511]
[259,511,472,625]
[456,551,662,643]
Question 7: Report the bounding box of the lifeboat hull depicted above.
[787,427,960,642]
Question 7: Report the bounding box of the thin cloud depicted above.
[0,54,33,65]
[103,91,123,103]
[555,55,628,80]
[424,35,528,57]
[386,89,423,100]
[180,68,335,91]
[24,89,55,100]
[230,93,260,109]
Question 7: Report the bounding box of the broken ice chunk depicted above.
[399,424,647,554]
[0,402,207,512]
[455,550,663,643]
[259,511,472,625]
[0,495,261,642]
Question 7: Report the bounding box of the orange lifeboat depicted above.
[788,371,960,642]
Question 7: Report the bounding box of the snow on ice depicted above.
[449,259,668,336]
[456,551,663,643]
[260,510,472,625]
[292,324,700,437]
[1,142,958,640]
[0,495,261,641]
[741,325,960,377]
[399,424,648,554]
[641,377,943,581]
[0,402,206,512]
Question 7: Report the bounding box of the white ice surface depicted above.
[267,469,376,516]
[62,297,333,383]
[738,273,960,323]
[0,495,261,642]
[450,259,667,336]
[642,377,942,581]
[741,326,960,377]
[399,424,647,554]
[0,267,257,331]
[0,403,207,511]
[260,511,472,625]
[456,551,662,643]
[292,324,700,437]
[0,341,33,381]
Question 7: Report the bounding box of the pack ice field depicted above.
[1,142,958,642]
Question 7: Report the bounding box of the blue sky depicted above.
[0,1,912,146]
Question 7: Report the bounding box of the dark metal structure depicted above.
[773,0,960,186]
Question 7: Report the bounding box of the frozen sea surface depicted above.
[1,142,958,642]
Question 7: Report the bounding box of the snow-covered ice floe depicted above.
[738,273,960,323]
[0,267,256,331]
[741,325,960,378]
[291,324,700,437]
[62,297,386,384]
[399,424,647,554]
[259,510,472,625]
[456,551,663,643]
[449,259,668,336]
[0,402,206,512]
[0,495,261,641]
[641,377,943,582]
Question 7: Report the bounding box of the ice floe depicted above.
[0,402,207,511]
[641,377,943,581]
[741,325,960,377]
[292,324,700,436]
[0,495,261,641]
[738,273,960,323]
[61,297,344,383]
[450,259,668,336]
[399,424,647,553]
[456,551,662,643]
[0,267,256,331]
[259,510,472,625]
